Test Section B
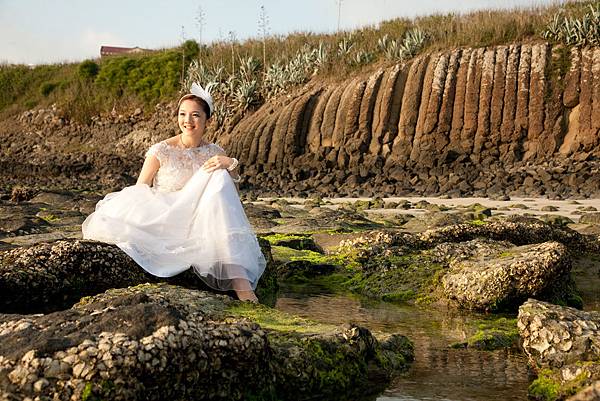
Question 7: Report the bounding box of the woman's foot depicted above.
[235,290,259,303]
[232,278,258,303]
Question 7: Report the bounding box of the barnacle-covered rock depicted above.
[0,238,278,314]
[442,241,571,311]
[518,299,600,368]
[0,283,413,401]
[518,300,600,400]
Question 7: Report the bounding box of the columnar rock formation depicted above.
[2,43,600,197]
[209,43,600,197]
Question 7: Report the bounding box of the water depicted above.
[275,283,533,401]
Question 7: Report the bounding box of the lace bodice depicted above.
[145,141,225,192]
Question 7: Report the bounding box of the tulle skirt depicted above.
[82,169,266,291]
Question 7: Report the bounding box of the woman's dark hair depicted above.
[175,95,211,119]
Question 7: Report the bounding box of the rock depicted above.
[518,299,600,368]
[0,284,413,401]
[328,219,590,310]
[540,214,574,226]
[580,212,600,224]
[442,241,571,311]
[519,300,600,400]
[0,239,278,314]
[10,186,37,203]
[567,381,600,401]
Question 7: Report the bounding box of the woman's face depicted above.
[178,99,207,136]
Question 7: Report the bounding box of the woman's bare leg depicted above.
[232,278,258,302]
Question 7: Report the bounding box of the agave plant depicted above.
[314,41,329,69]
[399,28,427,59]
[337,35,354,56]
[235,79,260,111]
[238,56,261,81]
[542,4,600,46]
[211,102,229,127]
[351,49,374,66]
[376,28,428,62]
[377,34,390,52]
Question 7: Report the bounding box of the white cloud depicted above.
[77,28,125,59]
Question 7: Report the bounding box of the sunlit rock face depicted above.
[3,45,600,198]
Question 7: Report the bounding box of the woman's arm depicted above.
[136,154,160,186]
[203,154,241,182]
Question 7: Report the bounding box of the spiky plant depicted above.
[314,41,329,69]
[337,35,354,56]
[238,56,262,81]
[399,27,427,60]
[235,79,260,111]
[543,4,600,46]
[351,49,374,66]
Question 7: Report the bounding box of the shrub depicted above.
[78,60,99,80]
[40,82,58,96]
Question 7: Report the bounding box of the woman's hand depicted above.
[202,155,234,173]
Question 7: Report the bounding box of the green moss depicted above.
[81,380,114,401]
[261,233,319,251]
[450,317,519,350]
[528,362,598,401]
[39,213,60,223]
[271,245,360,269]
[529,370,561,401]
[527,366,592,401]
[262,233,309,244]
[465,328,518,350]
[345,252,444,303]
[415,269,447,305]
[81,383,94,401]
[382,290,416,302]
[227,303,336,334]
[469,219,487,226]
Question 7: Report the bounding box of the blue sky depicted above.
[1,0,559,65]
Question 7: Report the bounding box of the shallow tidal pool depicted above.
[275,282,533,401]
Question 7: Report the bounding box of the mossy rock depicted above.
[345,252,444,303]
[261,233,322,252]
[450,317,519,351]
[277,260,339,280]
[227,303,414,400]
[528,365,598,401]
[540,214,574,227]
[353,200,372,211]
[395,200,411,210]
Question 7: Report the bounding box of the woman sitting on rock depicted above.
[82,83,265,302]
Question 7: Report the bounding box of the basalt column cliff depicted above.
[211,44,600,198]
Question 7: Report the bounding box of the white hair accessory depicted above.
[179,82,214,118]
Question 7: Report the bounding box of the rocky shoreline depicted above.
[2,189,600,399]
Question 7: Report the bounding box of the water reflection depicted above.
[275,284,533,401]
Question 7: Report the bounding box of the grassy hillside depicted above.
[0,0,597,123]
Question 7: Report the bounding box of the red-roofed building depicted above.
[100,46,149,58]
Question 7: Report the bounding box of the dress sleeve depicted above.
[211,143,226,156]
[145,142,165,164]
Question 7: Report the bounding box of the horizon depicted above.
[1,0,563,66]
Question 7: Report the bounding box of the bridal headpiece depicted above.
[178,82,214,118]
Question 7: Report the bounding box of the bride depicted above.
[82,83,266,302]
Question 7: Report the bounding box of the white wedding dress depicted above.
[82,141,266,291]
